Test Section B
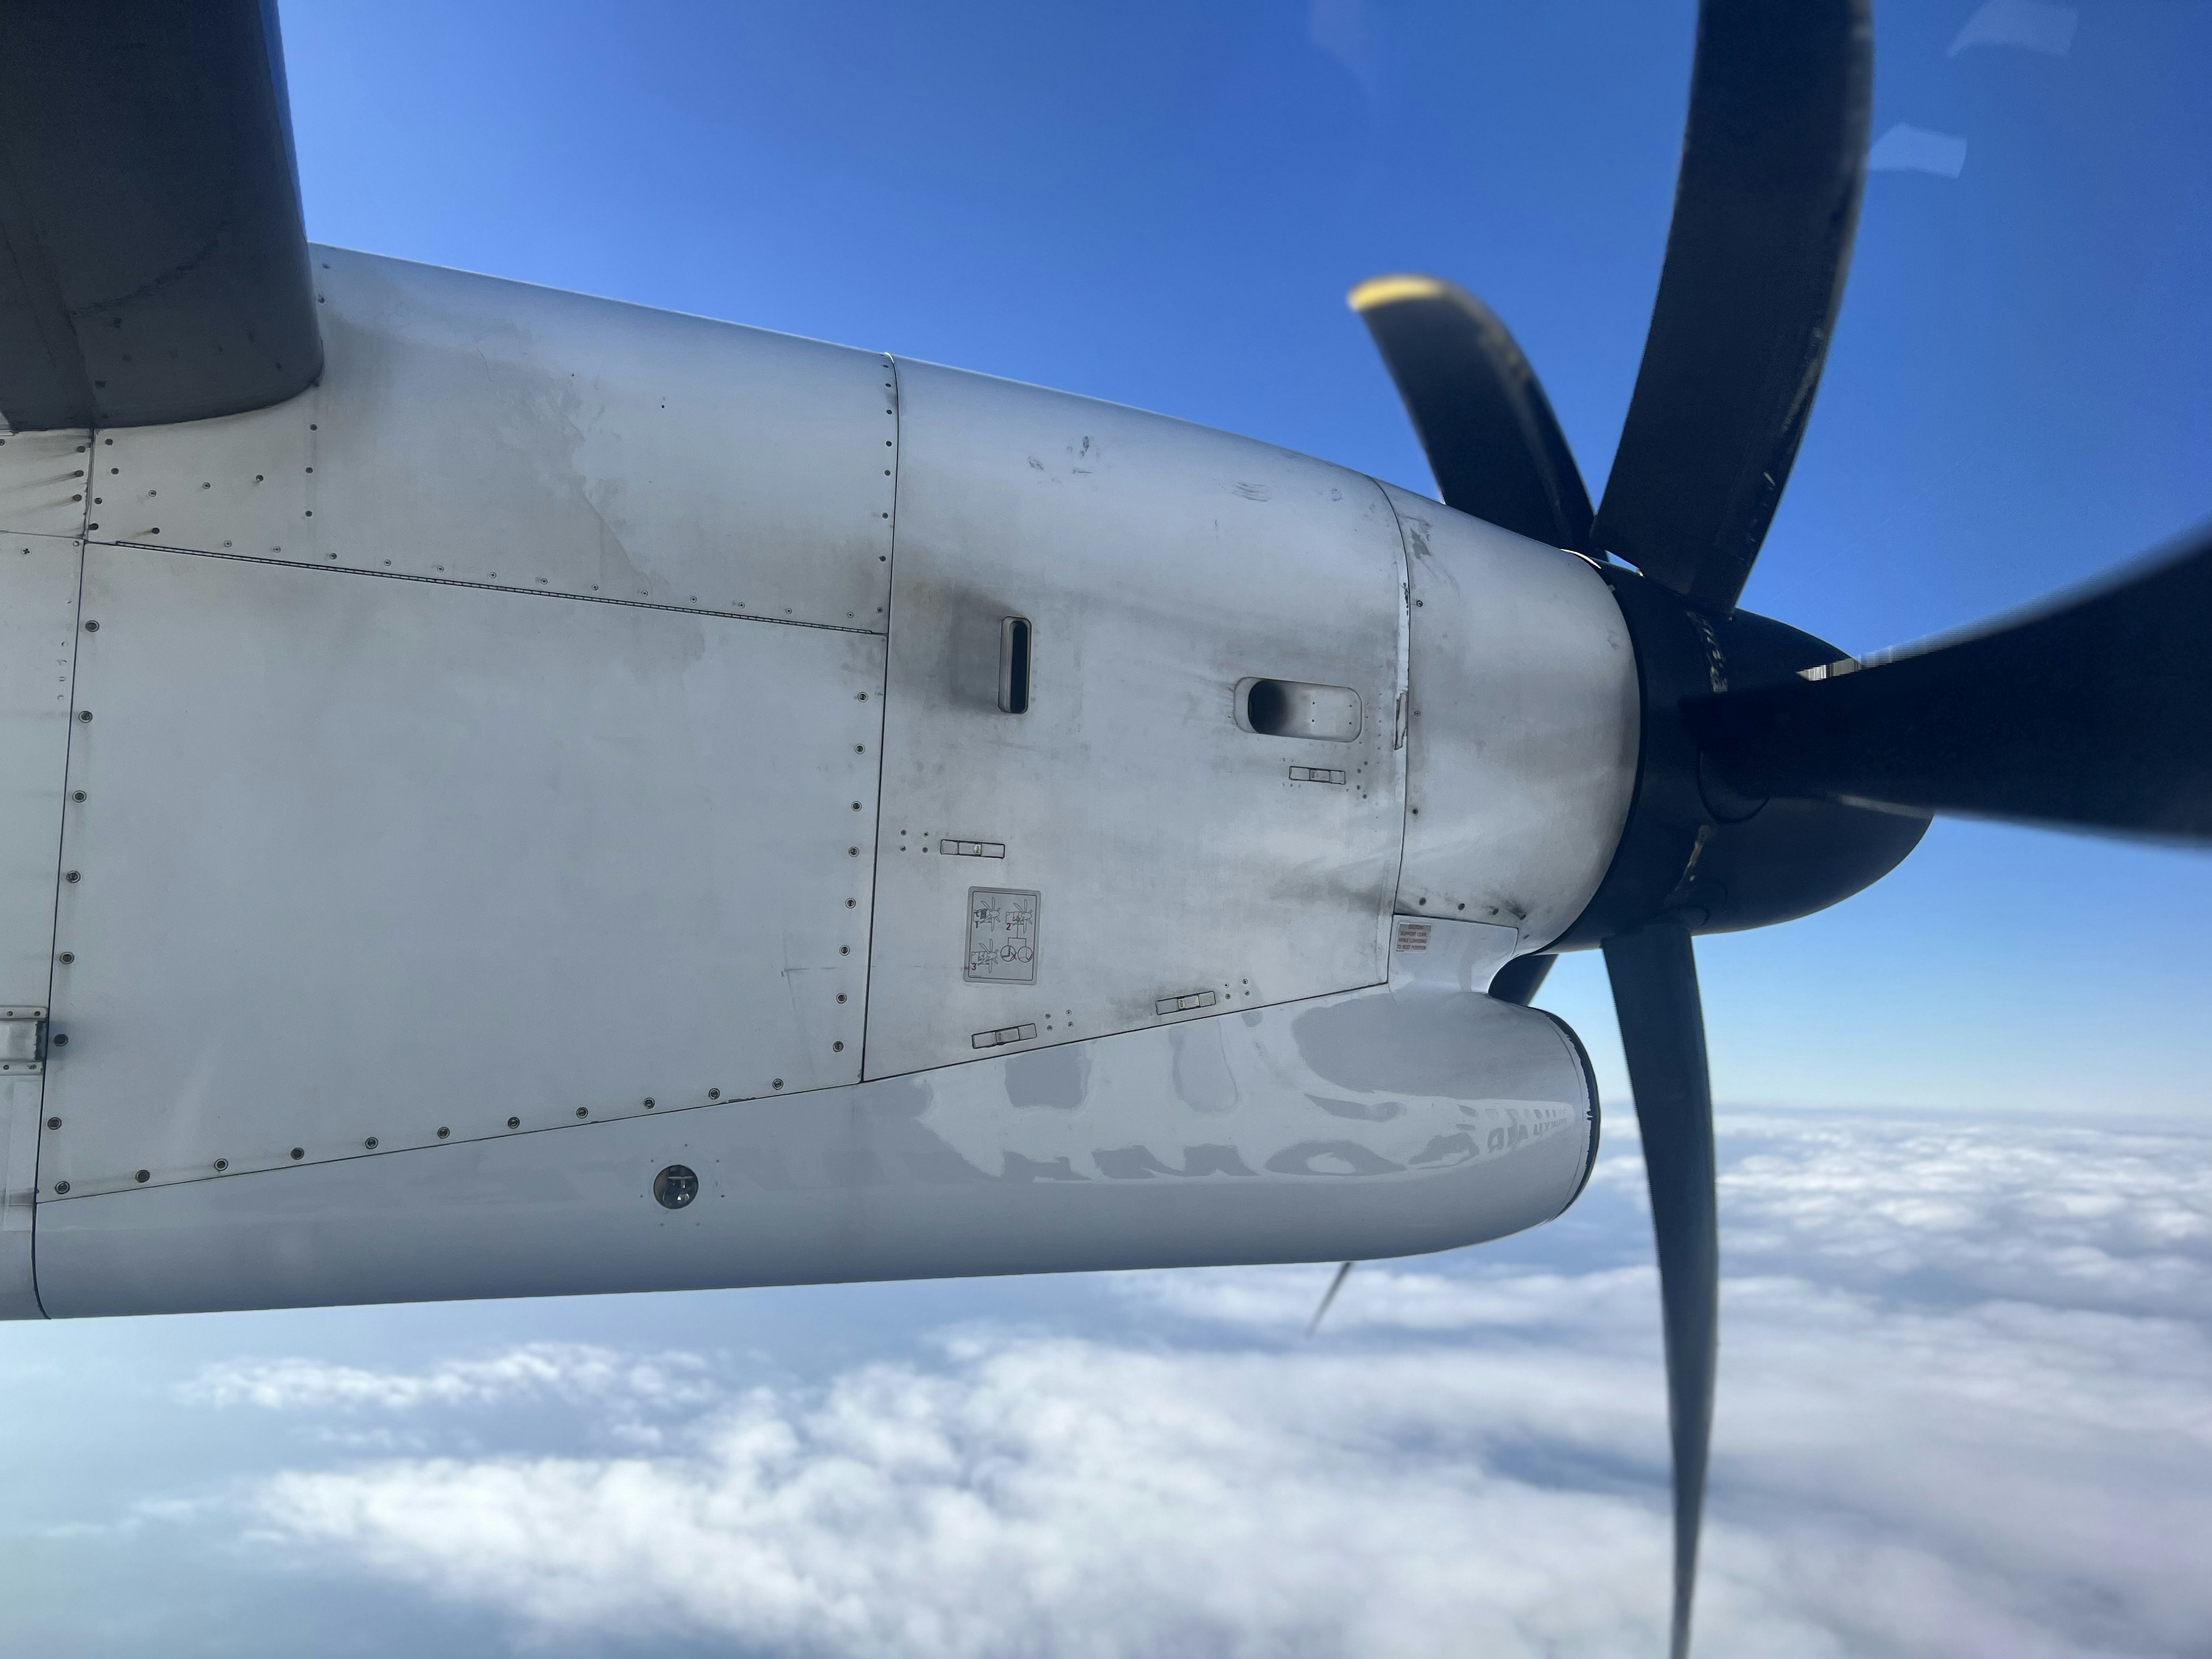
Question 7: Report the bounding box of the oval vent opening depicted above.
[1238,677,1362,742]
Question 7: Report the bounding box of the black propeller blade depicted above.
[0,0,321,429]
[1592,0,1872,608]
[1305,1260,1354,1338]
[1488,953,1558,1006]
[1687,527,2212,842]
[1349,276,1593,551]
[1603,925,1719,1659]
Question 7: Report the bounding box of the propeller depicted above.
[1687,528,2212,842]
[1345,3,2078,1653]
[1603,925,1718,1659]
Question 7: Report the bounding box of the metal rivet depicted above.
[771,1079,784,1090]
[707,1087,721,1100]
[65,872,79,883]
[575,1107,588,1119]
[135,1169,149,1183]
[851,802,862,810]
[71,791,85,802]
[290,1146,304,1160]
[507,1115,521,1128]
[84,619,99,632]
[364,1137,378,1149]
[77,710,91,722]
[836,993,847,1003]
[833,1041,844,1052]
[846,899,857,908]
[45,1116,59,1130]
[436,1127,450,1139]
[849,846,859,855]
[58,952,74,964]
[53,1181,69,1194]
[641,1097,654,1109]
[51,1033,67,1045]
[840,945,850,956]
[213,1160,227,1172]
[855,744,865,753]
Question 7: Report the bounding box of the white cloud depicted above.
[183,1341,717,1414]
[207,1116,2212,1657]
[1949,0,2080,58]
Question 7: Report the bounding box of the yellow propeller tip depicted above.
[1347,274,1449,313]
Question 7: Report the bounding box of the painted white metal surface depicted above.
[38,544,883,1200]
[0,533,78,999]
[1,1076,40,1317]
[1387,484,1639,949]
[865,361,1410,1078]
[0,429,92,539]
[93,248,896,632]
[35,933,1597,1317]
[0,524,77,1316]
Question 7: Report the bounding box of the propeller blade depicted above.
[1592,0,1873,609]
[1603,922,1718,1659]
[1685,528,2212,842]
[1489,953,1558,1005]
[0,0,322,429]
[1349,276,1594,551]
[1306,1260,1354,1338]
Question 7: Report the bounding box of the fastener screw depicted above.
[135,1169,149,1183]
[575,1107,589,1119]
[58,952,74,964]
[290,1147,304,1160]
[436,1127,450,1139]
[77,710,92,722]
[46,1116,59,1130]
[364,1137,378,1149]
[641,1098,654,1109]
[833,1041,844,1052]
[707,1088,721,1100]
[71,790,85,802]
[53,1181,69,1194]
[214,1160,228,1172]
[84,620,98,632]
[507,1116,521,1128]
[65,872,79,883]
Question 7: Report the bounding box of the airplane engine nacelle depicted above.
[0,249,1609,1319]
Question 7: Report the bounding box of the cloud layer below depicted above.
[187,1112,2212,1658]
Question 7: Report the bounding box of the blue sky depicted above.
[276,0,2212,1113]
[3,5,2208,1656]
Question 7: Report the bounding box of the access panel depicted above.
[39,546,883,1200]
[865,362,1408,1077]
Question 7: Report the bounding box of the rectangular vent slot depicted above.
[1288,766,1347,785]
[998,616,1032,714]
[940,839,1006,858]
[972,1023,1038,1050]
